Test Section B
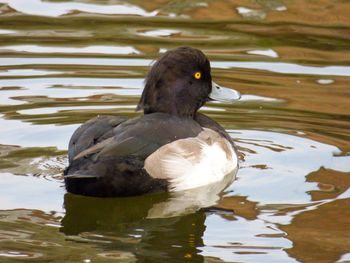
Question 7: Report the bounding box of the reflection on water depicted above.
[61,193,207,261]
[0,0,349,262]
[0,45,141,55]
[0,0,158,17]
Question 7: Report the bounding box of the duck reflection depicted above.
[60,171,236,261]
[61,193,204,261]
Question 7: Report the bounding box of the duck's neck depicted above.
[143,106,197,119]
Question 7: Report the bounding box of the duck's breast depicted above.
[144,128,238,191]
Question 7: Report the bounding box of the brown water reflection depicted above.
[0,0,349,262]
[282,198,350,263]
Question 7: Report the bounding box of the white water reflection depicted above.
[0,69,62,77]
[0,173,64,212]
[247,49,279,58]
[240,94,282,102]
[0,57,153,67]
[201,213,296,262]
[0,45,140,55]
[337,253,350,263]
[0,77,144,105]
[148,171,236,218]
[137,29,180,37]
[18,105,136,115]
[0,116,79,149]
[236,7,266,20]
[212,61,350,77]
[2,58,349,76]
[317,79,334,85]
[0,0,157,17]
[0,29,16,34]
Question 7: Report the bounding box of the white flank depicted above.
[144,128,238,192]
[165,143,236,191]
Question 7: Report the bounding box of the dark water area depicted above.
[0,0,349,262]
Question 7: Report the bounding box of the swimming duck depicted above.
[64,47,240,197]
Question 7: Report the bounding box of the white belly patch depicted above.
[144,128,238,191]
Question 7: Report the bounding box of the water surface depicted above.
[0,0,349,262]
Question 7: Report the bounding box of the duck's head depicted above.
[137,46,240,117]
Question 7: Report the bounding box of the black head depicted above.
[137,47,212,118]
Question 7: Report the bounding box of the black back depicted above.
[65,113,203,196]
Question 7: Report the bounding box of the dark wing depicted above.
[68,115,127,162]
[65,113,203,179]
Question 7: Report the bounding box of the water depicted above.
[0,0,349,262]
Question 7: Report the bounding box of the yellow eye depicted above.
[194,72,201,79]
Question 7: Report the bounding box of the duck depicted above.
[64,46,241,197]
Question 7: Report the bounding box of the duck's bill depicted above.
[209,81,241,102]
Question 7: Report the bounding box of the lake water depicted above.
[0,0,349,262]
